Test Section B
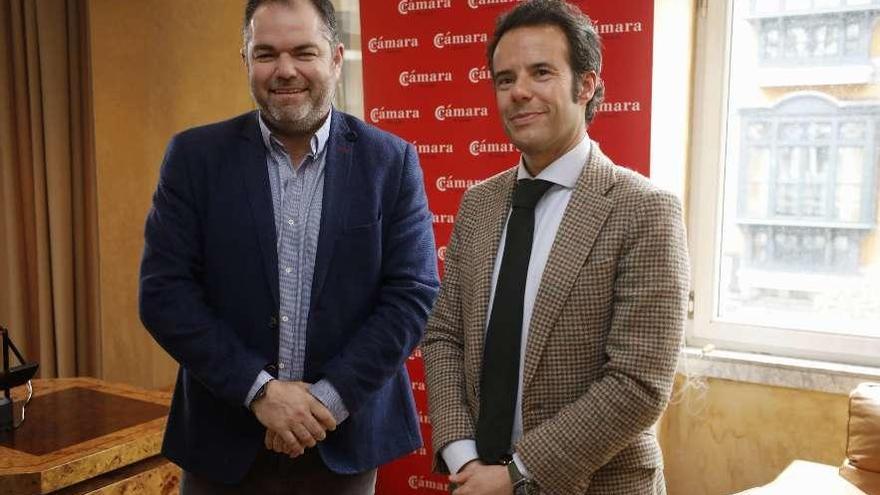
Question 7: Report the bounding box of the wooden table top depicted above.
[0,378,170,495]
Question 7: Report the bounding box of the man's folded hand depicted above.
[252,380,337,457]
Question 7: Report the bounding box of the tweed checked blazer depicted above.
[423,142,689,495]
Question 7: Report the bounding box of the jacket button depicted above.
[268,316,278,329]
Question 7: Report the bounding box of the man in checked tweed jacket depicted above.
[423,2,689,494]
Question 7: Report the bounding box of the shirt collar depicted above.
[516,133,591,189]
[257,109,333,159]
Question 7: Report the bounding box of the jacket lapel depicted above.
[468,169,517,381]
[522,142,616,389]
[310,110,354,309]
[239,112,280,307]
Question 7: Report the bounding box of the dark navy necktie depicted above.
[476,178,554,463]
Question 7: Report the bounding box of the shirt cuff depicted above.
[513,452,531,478]
[309,379,350,424]
[442,439,478,474]
[245,370,274,408]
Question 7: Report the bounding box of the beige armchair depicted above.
[736,382,880,495]
[839,382,880,495]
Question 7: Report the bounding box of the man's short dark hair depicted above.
[487,0,605,123]
[242,0,340,46]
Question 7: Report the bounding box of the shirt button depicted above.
[288,219,295,226]
[279,363,285,370]
[285,267,292,274]
[281,316,289,322]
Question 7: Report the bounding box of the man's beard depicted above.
[256,85,334,136]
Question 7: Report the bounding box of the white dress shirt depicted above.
[441,135,592,476]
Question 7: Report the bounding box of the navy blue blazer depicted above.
[139,109,439,483]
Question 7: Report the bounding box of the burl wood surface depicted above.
[53,457,179,495]
[0,378,177,495]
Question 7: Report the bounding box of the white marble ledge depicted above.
[677,347,880,395]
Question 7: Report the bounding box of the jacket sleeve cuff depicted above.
[310,379,350,424]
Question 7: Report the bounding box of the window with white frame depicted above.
[332,0,364,120]
[688,0,880,365]
[735,96,878,273]
[753,9,878,66]
[749,0,880,86]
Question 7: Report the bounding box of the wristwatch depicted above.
[249,378,274,411]
[507,458,538,495]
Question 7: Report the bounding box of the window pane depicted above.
[745,147,771,217]
[718,1,880,333]
[839,122,865,140]
[837,147,864,182]
[786,26,810,57]
[835,184,862,221]
[764,28,782,59]
[747,122,772,141]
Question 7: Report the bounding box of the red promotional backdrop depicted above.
[360,2,653,493]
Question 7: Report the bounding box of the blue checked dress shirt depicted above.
[244,111,349,423]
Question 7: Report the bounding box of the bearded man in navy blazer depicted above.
[138,0,439,493]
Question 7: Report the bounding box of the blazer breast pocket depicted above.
[333,217,383,284]
[342,213,382,236]
[579,256,617,280]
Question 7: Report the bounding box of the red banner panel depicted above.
[360,2,653,493]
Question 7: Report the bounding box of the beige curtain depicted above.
[0,0,100,378]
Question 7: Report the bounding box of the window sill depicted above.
[678,346,880,395]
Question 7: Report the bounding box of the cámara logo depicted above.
[411,141,454,155]
[369,107,420,124]
[399,70,454,87]
[398,0,452,15]
[433,31,488,49]
[434,105,489,121]
[408,475,449,491]
[598,100,642,113]
[468,140,517,156]
[468,66,492,84]
[367,36,419,53]
[596,20,644,35]
[435,175,483,192]
[432,213,455,224]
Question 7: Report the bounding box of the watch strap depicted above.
[507,459,536,494]
[249,378,274,410]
